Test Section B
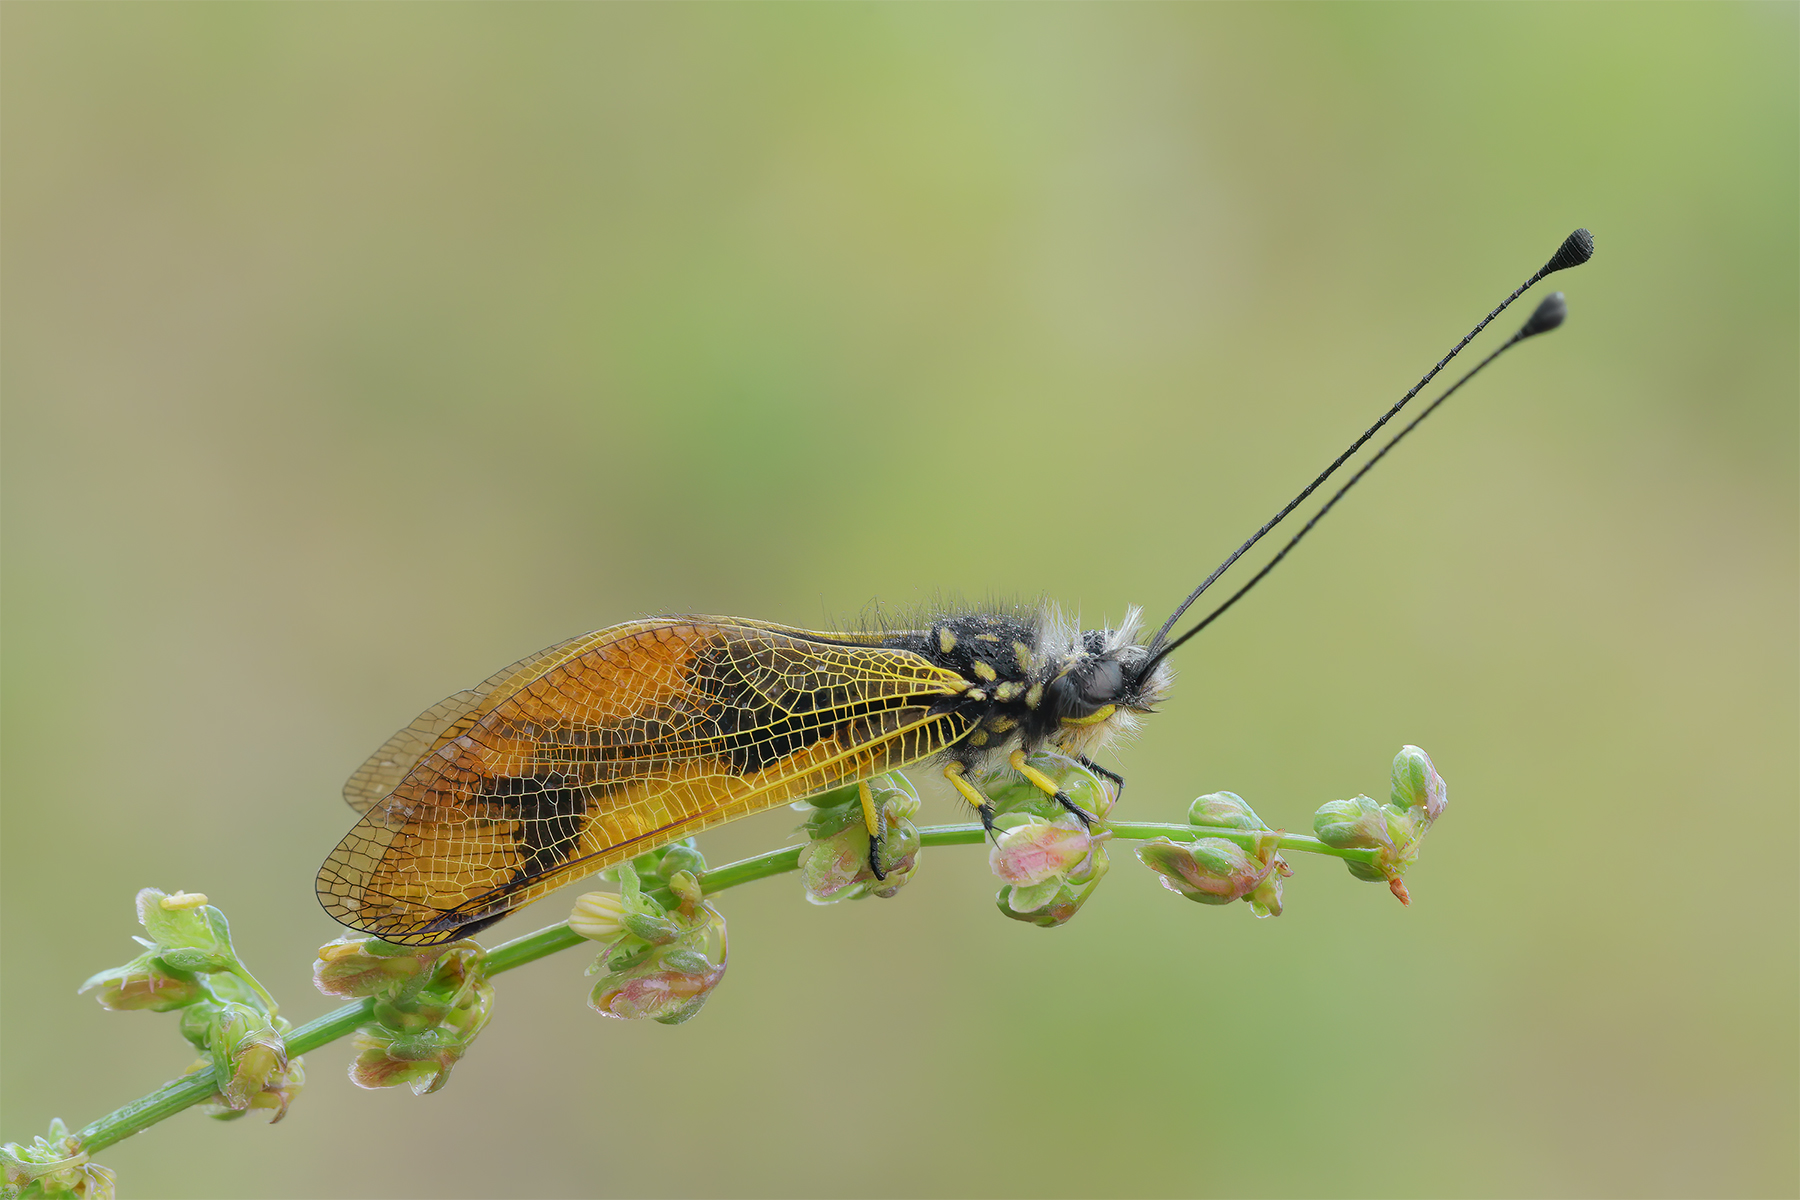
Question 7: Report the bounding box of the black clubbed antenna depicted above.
[1143,228,1594,666]
[1148,292,1570,660]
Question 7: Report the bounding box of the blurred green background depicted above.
[4,5,1794,1197]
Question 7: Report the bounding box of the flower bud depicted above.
[590,956,728,1025]
[569,891,629,942]
[176,1000,222,1052]
[1311,795,1397,850]
[604,837,709,886]
[796,774,922,902]
[581,863,731,1024]
[79,953,204,1012]
[1187,791,1270,831]
[1314,789,1424,889]
[996,839,1111,927]
[349,977,494,1096]
[797,813,869,902]
[337,940,493,1096]
[0,1120,115,1200]
[989,818,1091,887]
[654,840,708,881]
[209,1003,289,1112]
[667,870,705,910]
[870,773,922,821]
[1139,837,1247,904]
[863,802,921,899]
[1390,745,1447,821]
[589,913,729,1026]
[1137,836,1287,912]
[979,760,1112,926]
[312,938,433,998]
[996,881,1074,926]
[1246,871,1284,919]
[349,1030,450,1094]
[202,1056,306,1124]
[620,908,684,945]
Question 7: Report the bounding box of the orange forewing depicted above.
[318,619,972,944]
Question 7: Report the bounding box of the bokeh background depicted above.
[4,5,1794,1198]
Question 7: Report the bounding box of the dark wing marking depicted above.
[318,619,974,945]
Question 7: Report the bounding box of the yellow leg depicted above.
[943,763,994,816]
[858,780,881,839]
[1009,749,1063,798]
[1010,749,1096,827]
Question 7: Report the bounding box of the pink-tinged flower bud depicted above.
[585,876,730,1024]
[1187,791,1270,832]
[989,818,1091,887]
[797,816,869,902]
[995,833,1111,927]
[349,1031,449,1094]
[997,841,1112,927]
[1137,836,1287,912]
[312,937,434,998]
[860,784,928,895]
[569,891,629,942]
[796,774,922,902]
[590,957,728,1025]
[93,890,279,1018]
[1314,795,1421,879]
[79,954,204,1012]
[349,976,494,1096]
[1314,769,1431,893]
[336,940,494,1096]
[1390,745,1447,821]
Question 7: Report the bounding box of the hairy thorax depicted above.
[870,605,1173,777]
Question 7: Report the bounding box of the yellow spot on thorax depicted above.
[972,661,997,682]
[937,628,957,654]
[994,681,1023,702]
[1013,642,1033,672]
[1025,683,1044,708]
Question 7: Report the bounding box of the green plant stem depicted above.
[71,818,1375,1154]
[1109,821,1379,862]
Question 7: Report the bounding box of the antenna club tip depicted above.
[1519,291,1567,338]
[1543,228,1596,275]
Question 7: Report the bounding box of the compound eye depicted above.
[1077,659,1123,706]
